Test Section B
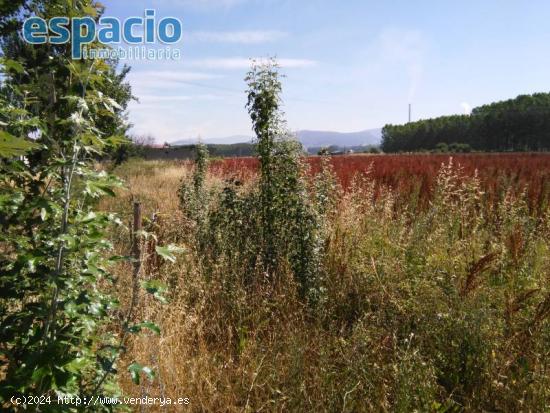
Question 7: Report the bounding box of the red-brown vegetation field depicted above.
[211,153,550,212]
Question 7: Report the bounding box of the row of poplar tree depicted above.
[382,92,550,152]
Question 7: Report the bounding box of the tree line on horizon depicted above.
[382,92,550,153]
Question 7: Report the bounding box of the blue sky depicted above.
[101,0,550,143]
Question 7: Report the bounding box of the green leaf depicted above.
[78,211,97,223]
[0,131,39,158]
[1,58,24,74]
[128,363,155,385]
[105,134,129,148]
[107,97,123,111]
[141,279,168,304]
[155,245,184,263]
[85,181,117,198]
[141,279,166,293]
[83,4,98,17]
[128,321,161,335]
[31,366,50,384]
[63,357,90,374]
[128,363,141,385]
[108,255,131,263]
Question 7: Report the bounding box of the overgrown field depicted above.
[214,153,550,211]
[102,154,550,412]
[2,8,547,410]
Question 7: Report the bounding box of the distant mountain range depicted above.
[170,135,253,146]
[170,128,382,148]
[295,128,382,148]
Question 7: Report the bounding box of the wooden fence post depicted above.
[132,201,142,278]
[126,201,142,324]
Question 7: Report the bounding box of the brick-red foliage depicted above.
[210,153,550,213]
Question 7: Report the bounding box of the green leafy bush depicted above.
[178,60,326,305]
[0,2,166,409]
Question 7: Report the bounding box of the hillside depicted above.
[296,128,382,148]
[168,128,382,151]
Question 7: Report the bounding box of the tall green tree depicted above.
[0,1,156,410]
[245,59,322,301]
[382,92,550,152]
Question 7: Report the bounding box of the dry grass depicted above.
[100,157,550,412]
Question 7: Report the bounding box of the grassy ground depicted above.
[101,156,550,412]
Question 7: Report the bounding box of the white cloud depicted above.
[134,95,192,103]
[132,94,224,104]
[461,102,472,115]
[376,28,427,102]
[127,70,224,94]
[188,30,287,44]
[187,57,317,70]
[128,71,221,84]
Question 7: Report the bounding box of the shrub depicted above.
[178,59,325,305]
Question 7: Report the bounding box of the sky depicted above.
[101,0,550,143]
